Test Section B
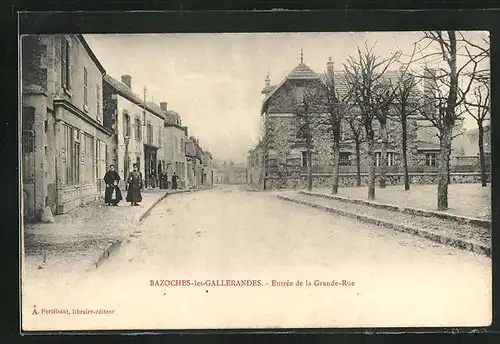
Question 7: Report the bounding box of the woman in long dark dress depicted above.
[104,164,122,206]
[171,172,178,190]
[126,163,143,206]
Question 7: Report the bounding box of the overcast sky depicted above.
[84,31,488,163]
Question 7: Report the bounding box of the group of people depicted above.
[103,164,180,207]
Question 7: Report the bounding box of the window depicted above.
[387,152,395,166]
[375,152,395,166]
[425,152,438,166]
[339,152,351,166]
[61,38,71,90]
[123,112,130,137]
[135,118,142,141]
[147,122,153,144]
[22,107,35,154]
[301,151,309,167]
[96,84,101,122]
[63,124,80,185]
[83,67,88,109]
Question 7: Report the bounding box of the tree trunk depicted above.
[401,115,410,191]
[366,127,376,200]
[307,150,313,191]
[331,127,340,194]
[438,30,457,210]
[478,121,487,187]
[437,128,452,210]
[355,139,361,187]
[379,119,388,188]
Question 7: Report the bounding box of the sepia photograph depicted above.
[20,30,491,330]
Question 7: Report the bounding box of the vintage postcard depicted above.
[20,31,491,331]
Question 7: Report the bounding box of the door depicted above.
[22,106,36,222]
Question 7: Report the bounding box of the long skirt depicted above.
[105,185,123,205]
[126,183,142,203]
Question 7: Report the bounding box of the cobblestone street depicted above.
[22,185,491,330]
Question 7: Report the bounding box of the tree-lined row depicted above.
[266,31,490,211]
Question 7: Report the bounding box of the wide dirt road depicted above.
[24,185,491,330]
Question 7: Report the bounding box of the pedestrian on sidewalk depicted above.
[171,172,179,190]
[126,163,143,206]
[104,165,122,206]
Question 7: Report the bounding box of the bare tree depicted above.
[295,84,322,191]
[464,79,490,187]
[373,80,398,188]
[258,116,275,190]
[392,69,422,191]
[346,112,364,186]
[417,30,486,210]
[316,70,353,194]
[344,44,401,200]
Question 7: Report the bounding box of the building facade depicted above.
[161,105,187,189]
[253,56,469,190]
[21,34,111,222]
[102,74,165,189]
[202,151,214,186]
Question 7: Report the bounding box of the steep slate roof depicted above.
[287,62,320,80]
[262,61,321,113]
[261,63,422,114]
[185,138,197,157]
[164,110,181,126]
[195,145,204,162]
[77,35,106,75]
[103,75,165,120]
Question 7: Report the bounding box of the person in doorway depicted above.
[104,165,122,206]
[126,163,143,206]
[171,172,179,190]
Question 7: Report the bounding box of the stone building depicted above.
[186,137,198,189]
[21,34,111,222]
[202,150,214,186]
[213,161,248,185]
[253,54,469,189]
[102,74,165,189]
[161,105,187,188]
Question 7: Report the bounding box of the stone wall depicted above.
[264,172,490,190]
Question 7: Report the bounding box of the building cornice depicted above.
[76,35,106,75]
[53,98,112,136]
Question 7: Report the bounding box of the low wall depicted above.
[264,172,490,190]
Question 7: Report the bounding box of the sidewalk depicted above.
[313,184,491,220]
[22,188,194,278]
[278,192,491,257]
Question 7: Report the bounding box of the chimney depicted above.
[160,102,168,111]
[423,68,437,114]
[327,57,334,76]
[121,75,132,90]
[261,75,272,95]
